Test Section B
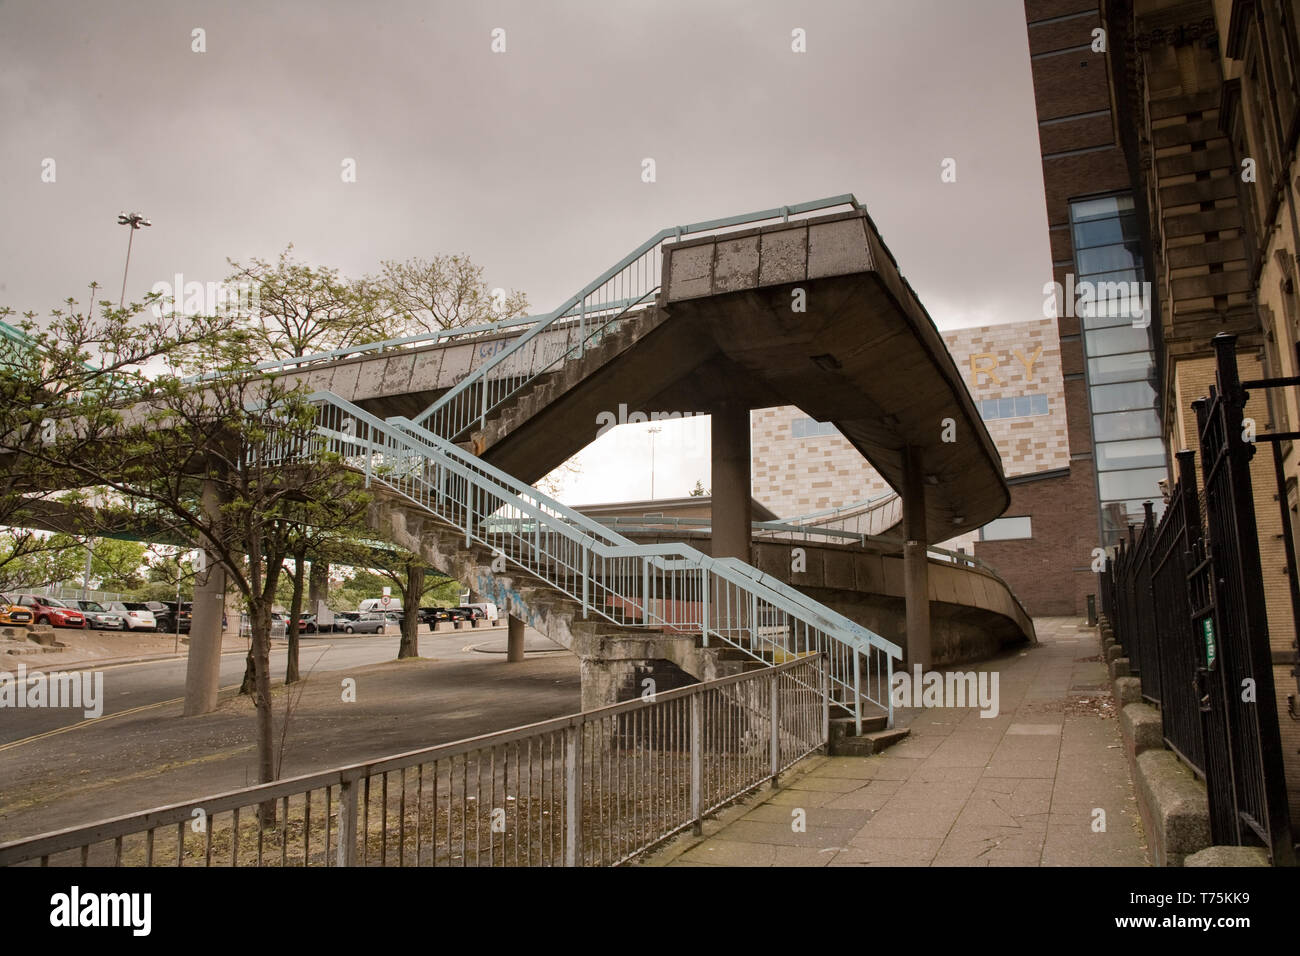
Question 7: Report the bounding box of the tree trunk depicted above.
[286,547,306,684]
[239,647,256,696]
[398,561,423,659]
[251,601,277,826]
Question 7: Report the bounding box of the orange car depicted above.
[0,592,35,626]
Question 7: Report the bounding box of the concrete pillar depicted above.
[308,559,330,617]
[507,614,525,662]
[902,445,932,671]
[710,402,752,562]
[184,479,228,717]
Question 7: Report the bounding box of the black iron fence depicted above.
[1101,334,1294,864]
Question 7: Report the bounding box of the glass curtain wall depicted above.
[1069,193,1168,547]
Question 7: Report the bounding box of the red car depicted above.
[15,594,86,628]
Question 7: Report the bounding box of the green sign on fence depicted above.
[1202,617,1217,669]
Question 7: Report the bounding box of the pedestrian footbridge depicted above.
[236,195,1031,732]
[15,195,1031,736]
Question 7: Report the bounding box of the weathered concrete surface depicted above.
[662,211,1008,537]
[1184,845,1270,866]
[1132,749,1211,866]
[1120,702,1164,757]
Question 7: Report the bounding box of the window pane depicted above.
[1093,408,1160,441]
[1076,244,1140,275]
[998,397,1015,418]
[1031,393,1048,415]
[1096,437,1168,470]
[1086,325,1154,357]
[980,516,1032,541]
[1070,194,1134,222]
[1014,395,1031,416]
[1088,353,1154,385]
[1091,381,1157,413]
[1101,498,1164,538]
[1099,467,1169,501]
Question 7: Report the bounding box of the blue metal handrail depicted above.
[412,195,861,441]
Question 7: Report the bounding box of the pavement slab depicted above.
[642,617,1150,868]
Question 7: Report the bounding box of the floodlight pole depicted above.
[117,212,151,310]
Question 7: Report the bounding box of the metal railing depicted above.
[281,392,900,732]
[1101,334,1294,864]
[594,514,1000,576]
[412,195,862,442]
[0,656,828,867]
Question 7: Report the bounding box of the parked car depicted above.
[16,595,86,629]
[339,612,386,635]
[464,602,499,621]
[0,592,34,627]
[419,606,454,625]
[149,601,192,633]
[105,601,156,631]
[453,606,487,621]
[72,600,124,630]
[296,613,317,634]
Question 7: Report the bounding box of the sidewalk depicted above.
[640,618,1149,867]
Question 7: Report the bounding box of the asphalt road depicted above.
[0,625,514,746]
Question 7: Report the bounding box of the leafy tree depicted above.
[689,480,709,497]
[8,314,373,812]
[377,254,528,334]
[227,247,388,359]
[0,285,218,590]
[0,530,83,592]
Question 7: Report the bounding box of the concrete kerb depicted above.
[1095,622,1214,867]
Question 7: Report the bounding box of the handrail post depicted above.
[886,652,895,730]
[578,294,585,356]
[336,777,358,867]
[700,568,709,647]
[564,723,583,866]
[642,559,651,624]
[690,691,703,835]
[769,672,780,787]
[582,547,590,619]
[821,653,831,746]
[853,650,862,737]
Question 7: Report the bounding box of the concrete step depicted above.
[826,715,907,756]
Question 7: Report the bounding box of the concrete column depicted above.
[902,445,932,671]
[710,402,752,562]
[184,479,227,717]
[308,559,330,617]
[507,614,525,662]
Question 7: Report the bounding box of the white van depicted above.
[465,602,499,622]
[358,597,402,614]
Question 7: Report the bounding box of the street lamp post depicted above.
[117,212,151,309]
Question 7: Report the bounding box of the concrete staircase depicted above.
[367,488,901,753]
[461,305,721,484]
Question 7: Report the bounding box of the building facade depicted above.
[750,317,1100,617]
[1024,0,1300,834]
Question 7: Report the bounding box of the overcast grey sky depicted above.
[0,0,1051,505]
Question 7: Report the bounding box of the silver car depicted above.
[73,600,124,630]
[340,612,386,635]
